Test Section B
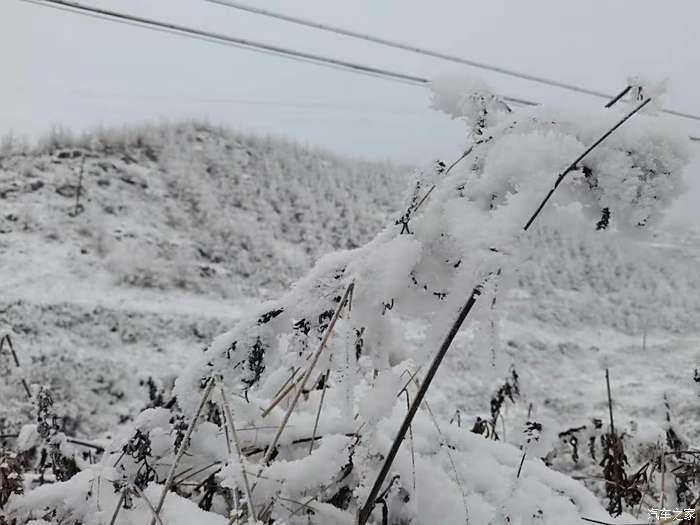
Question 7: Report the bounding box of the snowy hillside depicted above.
[0,122,407,437]
[1,122,406,298]
[1,93,699,525]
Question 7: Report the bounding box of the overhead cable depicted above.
[206,0,700,124]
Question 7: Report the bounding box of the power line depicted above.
[21,0,537,108]
[63,88,442,114]
[17,0,700,142]
[206,0,700,124]
[20,0,420,86]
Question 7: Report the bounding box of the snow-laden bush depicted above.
[5,76,693,524]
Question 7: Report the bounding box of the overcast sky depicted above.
[3,0,700,222]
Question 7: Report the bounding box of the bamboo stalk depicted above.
[151,376,216,525]
[219,382,258,522]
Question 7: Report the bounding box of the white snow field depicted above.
[1,79,699,524]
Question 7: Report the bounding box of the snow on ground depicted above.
[1,114,699,523]
[0,123,405,438]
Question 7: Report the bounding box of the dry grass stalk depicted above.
[228,489,240,525]
[660,444,666,510]
[109,489,126,525]
[412,147,474,215]
[309,365,332,455]
[402,369,468,524]
[219,382,258,522]
[261,373,305,418]
[0,334,32,399]
[174,462,221,487]
[272,367,300,400]
[133,485,166,525]
[400,387,416,493]
[256,282,354,474]
[151,376,216,524]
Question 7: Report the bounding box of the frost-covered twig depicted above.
[261,373,305,418]
[605,369,615,437]
[309,365,332,454]
[257,282,354,471]
[0,334,31,399]
[523,98,651,231]
[0,433,104,452]
[358,97,654,525]
[604,85,632,108]
[109,489,126,525]
[174,461,221,487]
[271,367,300,402]
[412,145,474,214]
[72,156,86,216]
[151,376,216,524]
[219,381,257,522]
[400,387,416,493]
[133,485,165,525]
[400,368,468,524]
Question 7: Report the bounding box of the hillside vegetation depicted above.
[1,122,406,298]
[1,114,699,524]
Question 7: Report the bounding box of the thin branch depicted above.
[404,372,469,524]
[516,451,527,479]
[605,369,615,436]
[523,97,651,231]
[228,489,240,525]
[66,437,105,451]
[309,365,332,454]
[278,494,318,516]
[151,376,216,524]
[1,334,32,399]
[397,366,423,398]
[413,146,474,214]
[358,98,652,525]
[261,373,305,418]
[108,489,126,525]
[256,282,354,477]
[445,146,474,175]
[413,185,436,213]
[219,382,257,522]
[604,85,632,108]
[133,485,165,525]
[401,388,416,493]
[272,367,300,401]
[174,461,221,487]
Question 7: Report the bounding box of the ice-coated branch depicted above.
[358,97,654,525]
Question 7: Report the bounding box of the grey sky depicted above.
[3,0,699,221]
